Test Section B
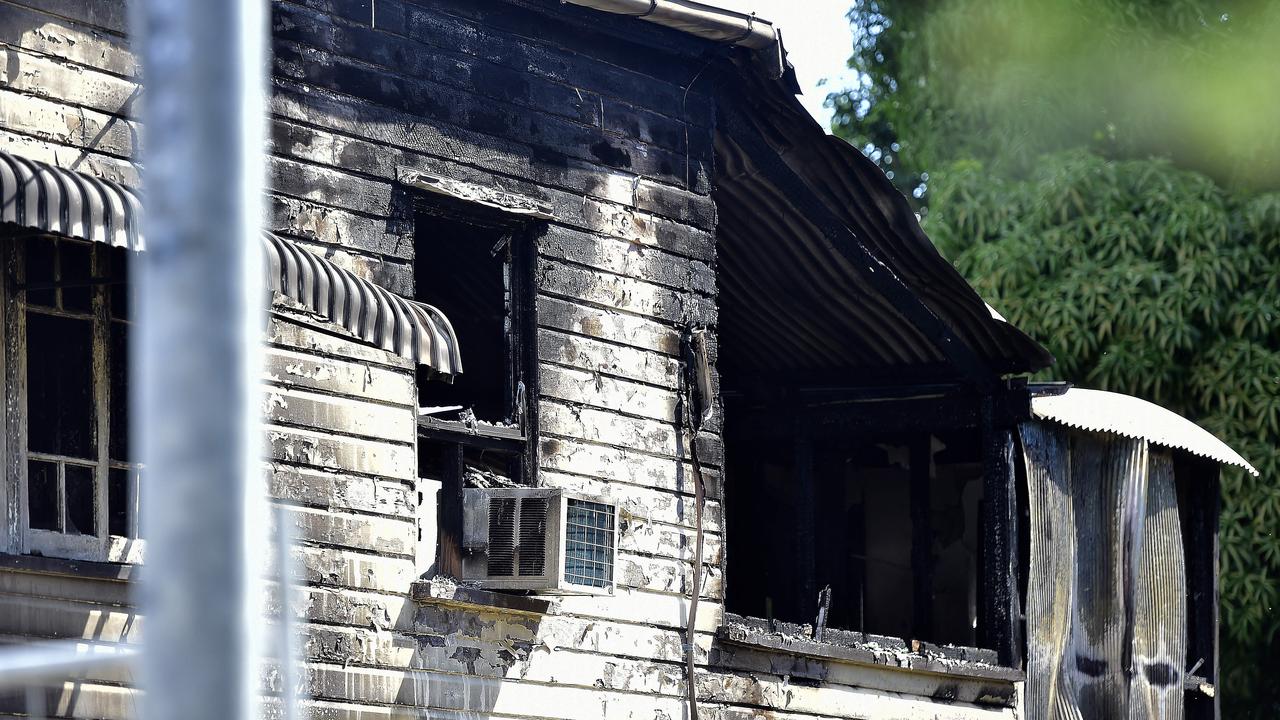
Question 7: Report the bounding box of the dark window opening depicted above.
[108,467,130,538]
[27,312,95,458]
[414,211,513,422]
[411,203,540,580]
[725,413,987,649]
[27,460,59,531]
[64,464,96,536]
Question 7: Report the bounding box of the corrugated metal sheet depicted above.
[1032,388,1257,475]
[263,232,461,375]
[1020,422,1075,719]
[1132,451,1187,719]
[1021,422,1187,720]
[0,150,144,250]
[714,65,1053,380]
[0,150,460,375]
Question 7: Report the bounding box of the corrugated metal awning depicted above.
[1032,388,1256,475]
[1,150,460,376]
[263,232,460,375]
[0,150,144,250]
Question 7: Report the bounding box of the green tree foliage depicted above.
[829,0,1280,714]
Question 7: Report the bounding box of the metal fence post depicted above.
[131,0,267,718]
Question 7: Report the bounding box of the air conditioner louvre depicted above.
[518,496,548,576]
[486,497,516,577]
[564,498,615,589]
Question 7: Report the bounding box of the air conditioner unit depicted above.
[462,487,618,594]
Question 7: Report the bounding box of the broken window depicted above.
[727,404,993,645]
[722,386,1018,663]
[4,232,140,563]
[411,206,539,578]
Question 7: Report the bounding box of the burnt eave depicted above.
[710,52,1053,386]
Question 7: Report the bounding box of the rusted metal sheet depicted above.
[1032,388,1256,475]
[0,150,143,250]
[1021,421,1188,720]
[1131,450,1188,717]
[1021,421,1075,718]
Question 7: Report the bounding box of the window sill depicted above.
[410,576,552,617]
[717,613,1023,686]
[417,415,526,451]
[0,551,134,582]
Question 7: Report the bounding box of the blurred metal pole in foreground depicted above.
[131,0,266,719]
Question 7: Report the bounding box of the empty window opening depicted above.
[414,211,516,422]
[412,203,539,581]
[725,416,985,648]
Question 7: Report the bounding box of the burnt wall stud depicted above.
[980,397,1024,668]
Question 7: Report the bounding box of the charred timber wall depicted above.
[0,2,141,716]
[0,0,1020,717]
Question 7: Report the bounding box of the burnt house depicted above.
[0,0,1253,718]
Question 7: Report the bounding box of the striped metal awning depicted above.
[0,151,144,250]
[263,232,460,375]
[1,150,460,375]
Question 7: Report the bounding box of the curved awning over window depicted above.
[1032,387,1256,475]
[262,232,460,375]
[0,151,144,250]
[1,150,460,376]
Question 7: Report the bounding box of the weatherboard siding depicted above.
[0,1,1020,718]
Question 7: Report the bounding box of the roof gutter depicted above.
[561,0,786,75]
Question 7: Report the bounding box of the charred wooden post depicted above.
[980,397,1023,668]
[794,426,818,617]
[1183,457,1222,720]
[910,436,933,641]
[436,442,466,579]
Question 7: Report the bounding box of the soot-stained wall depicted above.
[0,0,1024,717]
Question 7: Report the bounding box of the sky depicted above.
[712,0,859,129]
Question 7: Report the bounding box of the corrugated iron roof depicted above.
[560,1,1052,381]
[1031,388,1257,475]
[714,66,1053,381]
[560,0,779,51]
[1,150,460,375]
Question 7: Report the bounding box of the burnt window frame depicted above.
[410,198,542,580]
[719,383,1028,671]
[1,230,141,564]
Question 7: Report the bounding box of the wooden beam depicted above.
[731,385,1032,440]
[1182,456,1221,720]
[435,442,466,579]
[979,398,1023,668]
[794,428,817,618]
[910,436,933,641]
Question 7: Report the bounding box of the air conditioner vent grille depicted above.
[486,497,516,577]
[518,497,548,576]
[564,498,615,588]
